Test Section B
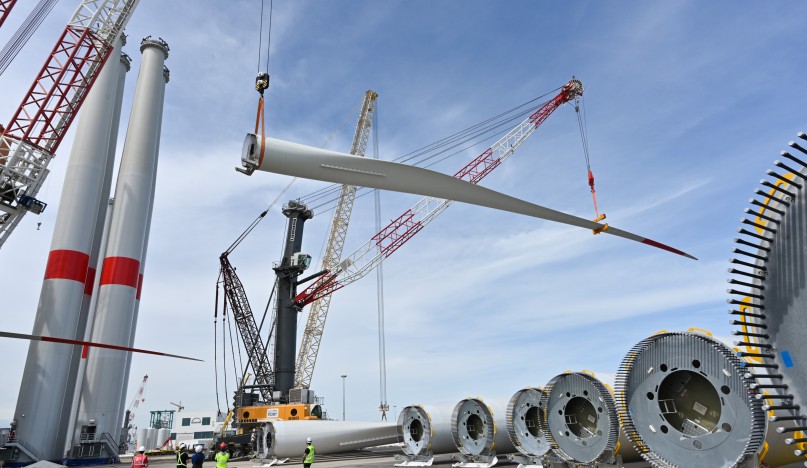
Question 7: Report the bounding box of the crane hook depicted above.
[255,73,270,95]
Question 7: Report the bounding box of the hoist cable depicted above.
[300,103,541,209]
[213,282,221,413]
[298,92,551,203]
[265,0,273,74]
[226,314,240,388]
[221,300,229,412]
[0,0,59,77]
[256,0,264,73]
[575,96,599,217]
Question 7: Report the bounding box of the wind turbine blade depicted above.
[241,135,697,260]
[0,330,203,361]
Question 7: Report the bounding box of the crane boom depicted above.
[0,0,17,28]
[0,0,140,249]
[294,90,378,389]
[294,78,584,307]
[220,253,275,401]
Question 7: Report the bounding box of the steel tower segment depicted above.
[294,90,378,390]
[220,254,276,400]
[0,0,140,249]
[0,0,17,28]
[294,78,583,307]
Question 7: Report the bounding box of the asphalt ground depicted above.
[119,450,655,467]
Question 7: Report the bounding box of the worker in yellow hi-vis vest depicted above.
[303,437,315,468]
[215,443,230,468]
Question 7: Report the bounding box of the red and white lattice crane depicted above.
[0,0,17,29]
[125,374,148,447]
[292,78,584,388]
[0,0,141,248]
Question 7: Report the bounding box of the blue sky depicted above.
[1,0,806,431]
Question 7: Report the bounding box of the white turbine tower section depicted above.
[73,37,168,462]
[9,34,126,464]
[117,63,167,453]
[240,135,697,260]
[505,387,551,466]
[255,420,397,462]
[450,397,515,467]
[396,404,457,466]
[613,331,802,468]
[539,371,622,466]
[63,45,131,458]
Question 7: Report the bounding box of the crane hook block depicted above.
[255,73,270,95]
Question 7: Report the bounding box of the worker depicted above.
[303,437,315,468]
[191,445,204,468]
[132,446,149,468]
[215,442,230,468]
[176,442,190,468]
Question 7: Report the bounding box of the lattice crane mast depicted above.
[0,0,17,28]
[0,0,140,248]
[293,78,584,310]
[294,90,378,389]
[219,251,275,401]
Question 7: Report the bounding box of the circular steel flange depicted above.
[451,398,497,457]
[539,371,619,464]
[614,331,766,467]
[398,405,434,457]
[727,133,807,466]
[507,387,551,458]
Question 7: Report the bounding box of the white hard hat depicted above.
[195,446,202,453]
[179,443,187,450]
[306,437,312,444]
[138,446,145,452]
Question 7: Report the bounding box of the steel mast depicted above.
[294,90,378,390]
[0,0,17,28]
[0,0,140,249]
[293,78,584,308]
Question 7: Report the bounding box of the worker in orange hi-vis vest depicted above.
[132,446,149,468]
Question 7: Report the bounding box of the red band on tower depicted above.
[44,250,90,283]
[100,257,141,288]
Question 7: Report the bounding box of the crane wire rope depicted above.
[574,95,600,217]
[297,89,562,212]
[298,91,556,204]
[303,109,537,214]
[225,312,241,392]
[221,298,229,412]
[373,102,389,421]
[0,0,60,77]
[214,282,221,413]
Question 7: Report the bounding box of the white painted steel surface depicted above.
[11,35,125,463]
[257,420,397,460]
[506,387,550,461]
[116,61,167,450]
[75,37,168,451]
[135,428,147,450]
[397,404,457,464]
[145,428,156,451]
[451,397,515,461]
[63,45,130,455]
[156,428,170,449]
